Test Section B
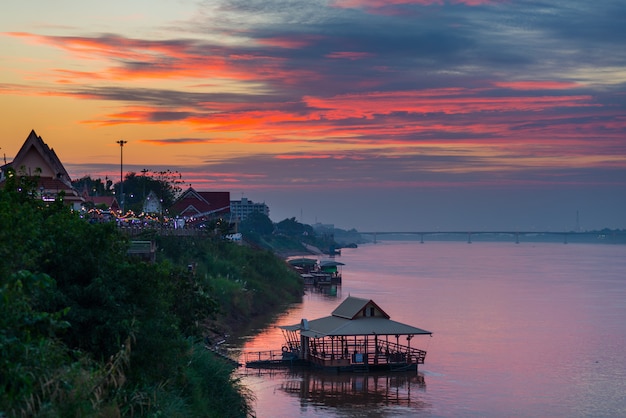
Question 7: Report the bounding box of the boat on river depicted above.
[287,257,344,285]
[244,296,432,372]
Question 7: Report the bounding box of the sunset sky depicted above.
[1,0,625,231]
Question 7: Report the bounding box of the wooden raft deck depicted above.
[245,339,426,372]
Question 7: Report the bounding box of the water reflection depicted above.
[306,283,342,298]
[239,243,626,417]
[243,368,429,413]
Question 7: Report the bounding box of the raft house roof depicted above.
[280,296,432,339]
[319,260,345,268]
[287,257,318,267]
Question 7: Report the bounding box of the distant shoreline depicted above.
[357,232,626,245]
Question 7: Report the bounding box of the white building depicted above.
[230,197,269,221]
[142,190,162,214]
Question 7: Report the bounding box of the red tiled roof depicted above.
[88,196,120,210]
[169,188,230,217]
[37,177,83,203]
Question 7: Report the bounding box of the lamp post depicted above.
[116,140,127,213]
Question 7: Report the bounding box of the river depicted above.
[232,241,626,417]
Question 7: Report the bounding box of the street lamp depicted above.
[116,140,127,213]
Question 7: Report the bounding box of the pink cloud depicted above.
[326,51,374,60]
[493,80,583,90]
[303,89,595,119]
[329,0,501,11]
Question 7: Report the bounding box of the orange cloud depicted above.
[275,154,335,160]
[256,35,322,49]
[4,32,315,85]
[4,29,620,179]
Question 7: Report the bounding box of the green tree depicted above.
[107,169,185,214]
[240,212,274,235]
[72,175,112,197]
[0,271,69,411]
[1,173,253,416]
[276,217,314,236]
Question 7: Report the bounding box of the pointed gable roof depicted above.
[89,196,120,211]
[169,186,230,217]
[332,296,390,320]
[281,296,431,338]
[1,130,84,208]
[9,129,72,187]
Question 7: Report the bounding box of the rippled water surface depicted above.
[234,241,626,417]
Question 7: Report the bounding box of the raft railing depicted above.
[244,348,301,368]
[308,337,427,366]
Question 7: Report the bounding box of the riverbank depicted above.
[154,236,308,353]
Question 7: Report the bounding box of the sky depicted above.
[1,0,625,232]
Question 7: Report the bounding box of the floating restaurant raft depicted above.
[287,257,344,286]
[245,296,432,372]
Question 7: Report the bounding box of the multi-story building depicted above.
[230,197,269,222]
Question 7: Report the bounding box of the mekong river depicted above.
[231,241,626,417]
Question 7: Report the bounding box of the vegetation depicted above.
[73,169,186,214]
[0,169,303,417]
[154,234,304,336]
[238,213,363,256]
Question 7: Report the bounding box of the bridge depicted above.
[358,230,625,244]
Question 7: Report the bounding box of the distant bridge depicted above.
[358,231,625,244]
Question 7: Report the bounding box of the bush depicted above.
[1,181,260,416]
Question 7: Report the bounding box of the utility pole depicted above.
[116,140,127,213]
[141,168,148,200]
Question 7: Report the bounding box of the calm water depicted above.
[233,241,626,417]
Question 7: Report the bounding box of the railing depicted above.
[121,226,209,237]
[308,337,427,366]
[244,349,299,367]
[244,350,284,364]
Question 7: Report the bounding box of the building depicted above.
[142,190,162,214]
[169,187,230,221]
[86,196,120,212]
[230,197,269,222]
[0,130,84,210]
[285,296,431,371]
[246,296,432,372]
